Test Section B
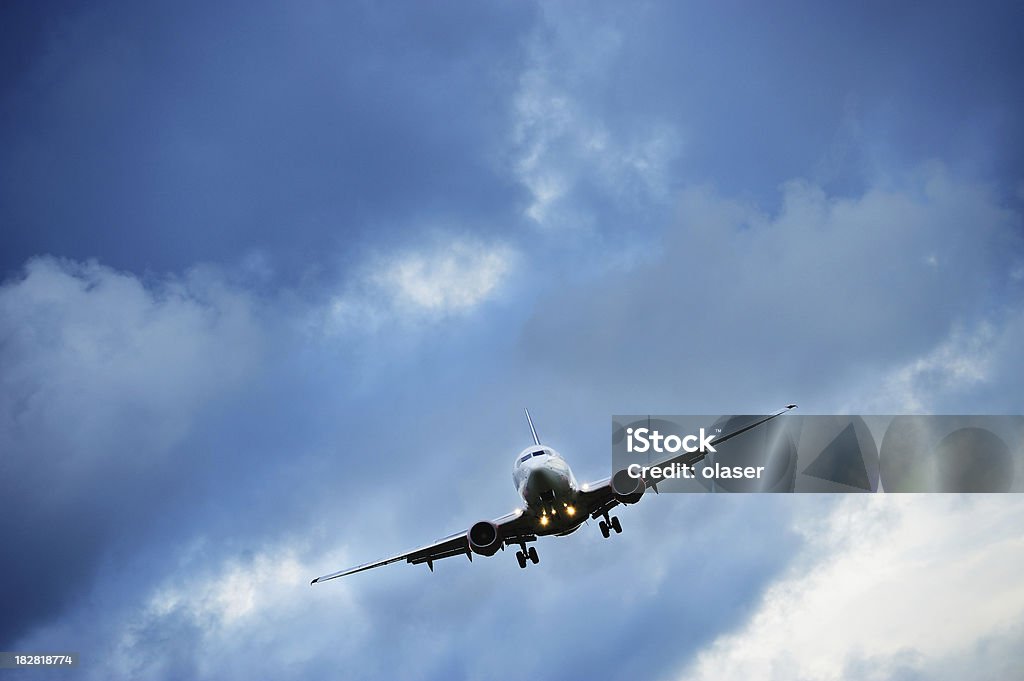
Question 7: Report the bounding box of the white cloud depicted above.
[141,541,354,630]
[109,540,368,679]
[511,12,681,231]
[327,237,516,332]
[872,322,996,412]
[146,550,305,626]
[676,495,1024,681]
[0,257,263,467]
[0,256,276,659]
[374,240,514,313]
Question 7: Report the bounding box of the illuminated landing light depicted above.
[581,483,590,491]
[540,515,550,527]
[566,505,576,516]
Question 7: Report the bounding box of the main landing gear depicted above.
[516,543,540,569]
[599,514,622,539]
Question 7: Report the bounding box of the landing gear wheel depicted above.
[528,546,539,564]
[516,551,528,569]
[611,516,622,534]
[599,520,610,538]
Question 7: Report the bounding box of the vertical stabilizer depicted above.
[524,408,541,446]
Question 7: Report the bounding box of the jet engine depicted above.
[467,520,503,556]
[611,469,645,504]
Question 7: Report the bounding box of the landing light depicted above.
[582,483,589,491]
[540,515,549,527]
[566,505,576,516]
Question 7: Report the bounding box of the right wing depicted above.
[311,509,536,584]
[575,405,797,519]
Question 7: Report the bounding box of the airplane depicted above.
[311,405,797,583]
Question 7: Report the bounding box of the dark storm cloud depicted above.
[0,258,265,645]
[0,1,535,278]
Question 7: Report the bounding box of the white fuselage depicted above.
[512,446,583,535]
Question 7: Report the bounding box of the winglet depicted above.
[525,408,541,446]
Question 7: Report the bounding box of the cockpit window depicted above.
[518,450,547,464]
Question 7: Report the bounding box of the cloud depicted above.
[0,257,262,459]
[0,257,264,645]
[675,495,1024,681]
[63,495,806,681]
[105,539,368,679]
[327,237,517,332]
[510,7,681,231]
[0,237,524,647]
[0,240,524,651]
[872,322,995,412]
[145,547,310,627]
[520,164,1024,414]
[375,240,515,314]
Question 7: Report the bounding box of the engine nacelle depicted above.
[611,469,645,505]
[467,520,503,556]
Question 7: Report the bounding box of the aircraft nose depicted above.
[528,465,561,493]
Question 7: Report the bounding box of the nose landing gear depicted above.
[598,514,622,538]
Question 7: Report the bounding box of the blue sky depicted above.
[2,1,1023,679]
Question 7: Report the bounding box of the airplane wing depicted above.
[576,405,797,519]
[311,509,537,584]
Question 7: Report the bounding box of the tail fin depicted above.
[524,408,541,446]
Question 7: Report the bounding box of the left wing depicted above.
[576,405,797,519]
[311,509,536,584]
